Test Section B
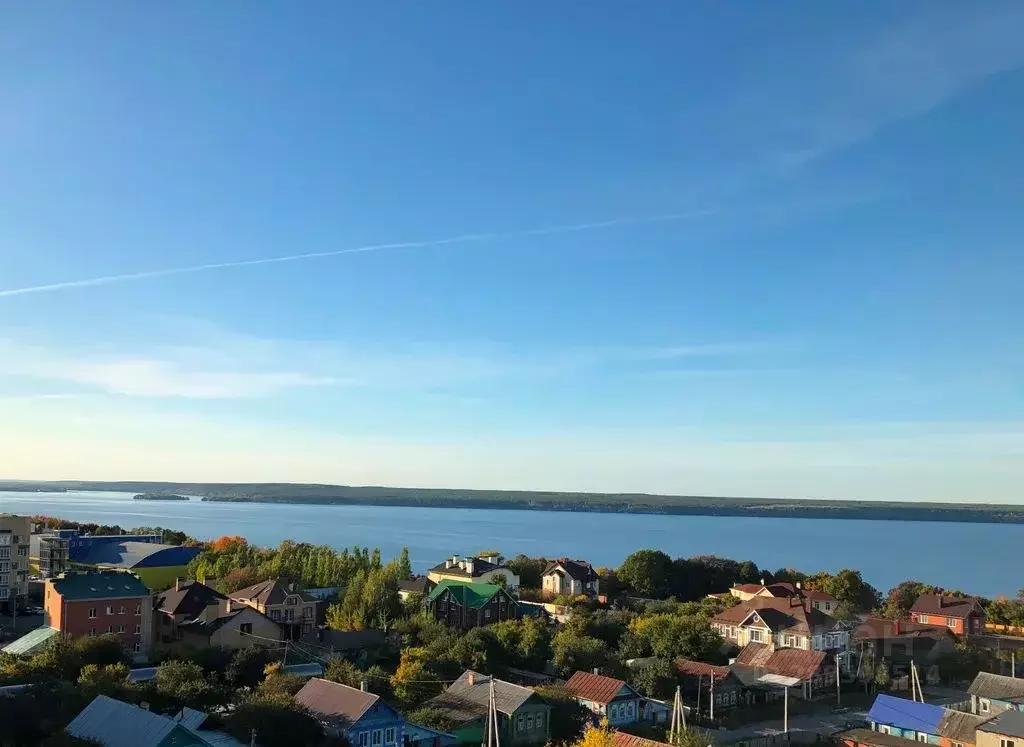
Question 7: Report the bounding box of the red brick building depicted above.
[44,571,154,662]
[910,594,985,636]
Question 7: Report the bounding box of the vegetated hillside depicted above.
[2,479,1023,524]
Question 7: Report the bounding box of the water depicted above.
[2,490,1021,598]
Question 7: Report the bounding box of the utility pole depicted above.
[695,674,701,716]
[783,686,789,734]
[1013,651,1016,679]
[709,674,715,722]
[836,654,841,705]
[670,685,686,742]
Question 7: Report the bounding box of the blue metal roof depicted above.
[868,694,945,734]
[77,541,200,569]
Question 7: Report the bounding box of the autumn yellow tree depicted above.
[211,535,248,552]
[569,722,616,747]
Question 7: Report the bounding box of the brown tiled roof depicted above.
[712,597,836,636]
[853,616,953,642]
[732,583,764,594]
[910,594,984,619]
[733,643,827,680]
[156,581,225,618]
[543,559,598,583]
[937,710,992,743]
[294,678,379,726]
[802,589,839,603]
[675,659,730,678]
[565,671,632,705]
[612,732,672,747]
[229,578,316,606]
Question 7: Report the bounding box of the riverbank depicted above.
[4,479,1021,524]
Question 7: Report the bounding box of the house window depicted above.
[107,625,113,633]
[133,641,141,653]
[88,607,97,619]
[749,629,764,643]
[119,606,126,614]
[786,635,796,647]
[980,699,991,713]
[947,618,957,627]
[917,733,928,742]
[385,728,396,744]
[878,726,891,735]
[270,609,281,621]
[372,730,382,746]
[527,715,534,730]
[536,713,545,730]
[88,628,96,636]
[824,603,831,612]
[485,608,492,620]
[135,624,141,635]
[1000,740,1016,747]
[360,733,369,747]
[918,615,930,624]
[730,691,737,705]
[953,742,963,747]
[240,623,253,635]
[116,624,125,633]
[303,607,313,619]
[106,606,113,616]
[517,716,525,731]
[135,604,142,616]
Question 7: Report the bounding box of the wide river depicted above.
[2,490,1021,597]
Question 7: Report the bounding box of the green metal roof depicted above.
[426,580,505,608]
[2,626,60,656]
[50,571,150,601]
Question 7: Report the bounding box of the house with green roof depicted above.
[425,580,519,630]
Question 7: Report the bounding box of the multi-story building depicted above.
[0,514,32,609]
[228,578,319,638]
[427,554,521,591]
[43,570,154,662]
[425,580,520,630]
[30,533,71,578]
[911,594,986,637]
[542,559,600,599]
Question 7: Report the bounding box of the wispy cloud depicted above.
[0,210,715,299]
[761,4,1024,167]
[0,322,770,399]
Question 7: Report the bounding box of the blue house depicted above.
[295,678,404,746]
[868,694,945,744]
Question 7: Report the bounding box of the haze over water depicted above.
[2,490,1021,598]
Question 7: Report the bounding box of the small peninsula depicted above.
[133,493,190,501]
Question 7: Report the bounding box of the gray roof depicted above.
[300,628,387,652]
[980,709,1024,739]
[78,541,181,568]
[294,678,380,726]
[65,695,183,747]
[426,670,544,722]
[229,578,318,606]
[937,710,992,743]
[1,626,60,656]
[968,671,1024,700]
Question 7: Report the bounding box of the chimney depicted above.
[226,599,232,613]
[174,578,180,592]
[445,559,453,569]
[796,581,801,590]
[468,672,476,686]
[894,620,901,635]
[360,680,367,692]
[760,578,765,585]
[140,702,150,711]
[466,559,475,575]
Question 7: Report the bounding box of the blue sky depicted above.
[1,3,1023,501]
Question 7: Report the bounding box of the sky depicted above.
[1,3,1023,502]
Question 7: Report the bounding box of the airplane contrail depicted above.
[0,209,715,298]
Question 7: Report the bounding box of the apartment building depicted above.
[0,514,32,608]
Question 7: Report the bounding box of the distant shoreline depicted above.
[2,478,1022,525]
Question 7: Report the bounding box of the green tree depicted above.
[626,614,723,662]
[324,658,364,689]
[881,581,937,619]
[630,659,678,699]
[225,646,274,688]
[77,663,130,699]
[507,555,549,590]
[155,659,222,710]
[618,550,673,598]
[226,697,325,747]
[391,647,443,707]
[552,630,614,676]
[536,685,591,744]
[397,547,413,580]
[406,706,462,734]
